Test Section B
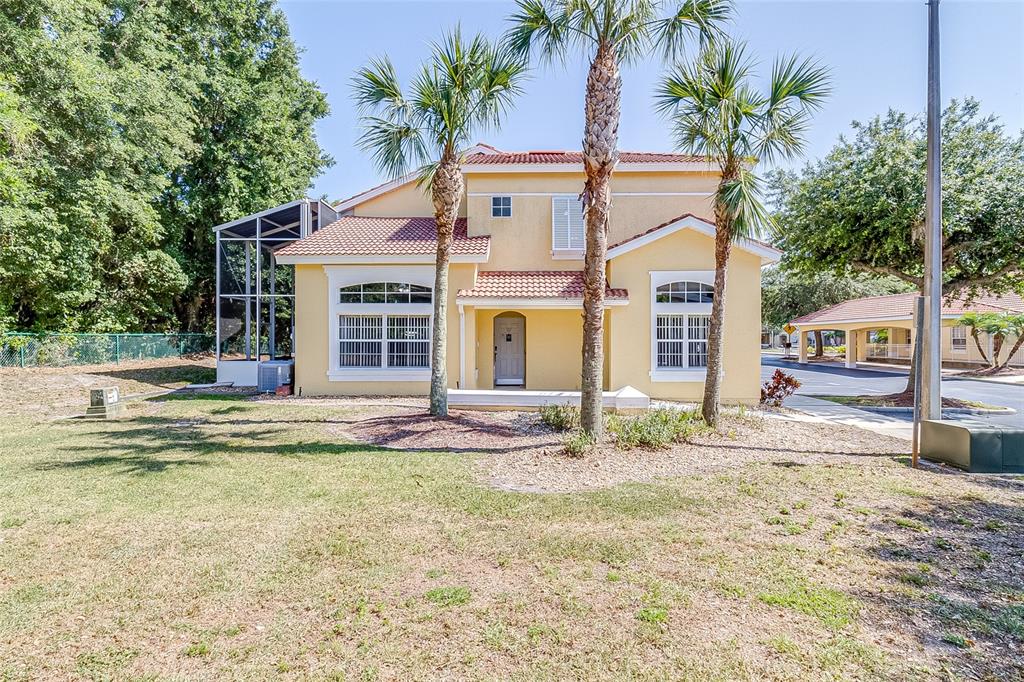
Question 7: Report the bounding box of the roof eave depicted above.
[275,252,488,265]
[606,214,781,264]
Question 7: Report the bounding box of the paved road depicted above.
[761,354,1024,429]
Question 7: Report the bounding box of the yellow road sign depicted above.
[782,323,797,335]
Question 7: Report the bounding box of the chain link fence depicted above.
[0,333,215,368]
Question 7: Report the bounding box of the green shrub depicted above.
[607,408,704,450]
[539,403,580,431]
[561,429,596,457]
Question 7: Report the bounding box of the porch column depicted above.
[887,327,896,359]
[846,329,858,369]
[798,330,808,364]
[458,305,466,389]
[857,330,869,362]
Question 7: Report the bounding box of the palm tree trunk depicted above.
[701,220,732,428]
[429,151,464,417]
[991,334,1004,367]
[579,42,620,439]
[813,330,824,358]
[971,329,990,366]
[998,334,1024,369]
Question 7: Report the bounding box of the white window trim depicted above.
[324,266,434,382]
[649,271,715,383]
[551,194,585,254]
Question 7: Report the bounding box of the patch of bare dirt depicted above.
[0,357,215,417]
[339,406,560,453]
[331,405,911,493]
[482,412,911,493]
[958,365,1024,378]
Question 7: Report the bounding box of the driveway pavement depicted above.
[762,354,1024,430]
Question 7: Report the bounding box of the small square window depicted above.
[491,196,512,218]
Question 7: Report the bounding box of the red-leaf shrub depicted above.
[760,369,801,407]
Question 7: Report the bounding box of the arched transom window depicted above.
[655,280,714,304]
[339,282,432,304]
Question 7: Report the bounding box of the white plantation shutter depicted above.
[551,196,585,251]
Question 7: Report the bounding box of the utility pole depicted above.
[921,0,943,420]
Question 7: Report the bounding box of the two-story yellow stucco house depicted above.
[212,144,779,405]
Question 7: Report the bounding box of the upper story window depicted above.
[491,196,512,218]
[551,195,585,253]
[655,281,715,304]
[339,282,432,304]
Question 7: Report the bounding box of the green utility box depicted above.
[920,420,1024,474]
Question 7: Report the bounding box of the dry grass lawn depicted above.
[0,371,1022,680]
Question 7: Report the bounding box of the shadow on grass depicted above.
[40,413,401,476]
[149,392,255,402]
[860,493,1024,680]
[93,363,215,389]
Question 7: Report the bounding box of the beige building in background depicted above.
[264,144,779,404]
[791,292,1024,369]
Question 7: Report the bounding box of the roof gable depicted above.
[606,213,781,265]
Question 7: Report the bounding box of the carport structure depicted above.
[790,292,1024,370]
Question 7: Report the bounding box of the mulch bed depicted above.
[334,405,911,493]
[858,391,991,409]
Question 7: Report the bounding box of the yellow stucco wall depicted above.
[465,172,718,271]
[607,228,763,403]
[294,166,775,400]
[350,182,467,218]
[473,308,589,390]
[292,262,476,396]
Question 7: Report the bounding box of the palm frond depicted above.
[504,0,571,62]
[654,0,732,60]
[355,116,428,180]
[718,165,776,239]
[768,53,831,111]
[351,57,406,115]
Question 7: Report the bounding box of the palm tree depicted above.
[656,40,830,427]
[506,0,731,438]
[999,313,1024,369]
[958,312,993,365]
[353,29,526,416]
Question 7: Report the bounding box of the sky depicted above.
[278,0,1024,202]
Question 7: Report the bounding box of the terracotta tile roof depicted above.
[275,217,488,258]
[458,271,629,301]
[793,292,1024,325]
[464,149,706,165]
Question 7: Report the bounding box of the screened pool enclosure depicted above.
[214,199,338,387]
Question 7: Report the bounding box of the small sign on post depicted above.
[86,387,126,419]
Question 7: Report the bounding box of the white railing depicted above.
[866,343,913,361]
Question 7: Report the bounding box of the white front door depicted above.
[494,316,525,386]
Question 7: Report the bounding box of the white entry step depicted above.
[447,386,649,413]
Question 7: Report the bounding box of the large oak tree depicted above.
[0,0,330,333]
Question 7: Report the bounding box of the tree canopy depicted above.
[761,267,913,330]
[773,99,1024,299]
[0,0,330,332]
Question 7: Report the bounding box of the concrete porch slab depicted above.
[448,385,650,413]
